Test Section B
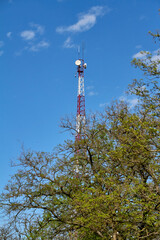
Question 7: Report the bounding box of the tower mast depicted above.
[75,58,87,141]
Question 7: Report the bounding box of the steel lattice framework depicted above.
[75,59,87,141]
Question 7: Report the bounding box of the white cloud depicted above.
[133,48,160,68]
[20,30,35,40]
[119,96,139,109]
[151,49,160,63]
[7,32,12,38]
[128,98,139,109]
[63,37,76,49]
[86,85,98,96]
[132,51,148,59]
[151,55,160,62]
[19,24,49,54]
[56,6,110,33]
[29,41,50,52]
[30,23,44,35]
[99,102,108,108]
[88,91,98,96]
[20,24,44,41]
[153,49,160,55]
[0,50,4,56]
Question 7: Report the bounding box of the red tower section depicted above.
[75,59,87,141]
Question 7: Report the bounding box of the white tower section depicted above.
[75,59,87,141]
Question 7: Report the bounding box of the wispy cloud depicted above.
[7,32,12,38]
[56,6,110,33]
[100,97,138,109]
[133,49,160,65]
[128,98,139,109]
[99,102,108,108]
[29,41,50,52]
[86,85,98,96]
[30,23,45,35]
[151,55,160,62]
[20,23,45,41]
[151,49,160,64]
[88,91,98,96]
[153,49,160,55]
[18,23,49,54]
[20,30,35,41]
[119,96,139,109]
[63,37,76,49]
[132,51,148,59]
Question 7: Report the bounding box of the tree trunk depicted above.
[113,231,117,240]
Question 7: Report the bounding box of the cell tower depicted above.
[75,58,87,141]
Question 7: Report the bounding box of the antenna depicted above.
[77,45,80,59]
[82,42,85,61]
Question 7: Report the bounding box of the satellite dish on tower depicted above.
[75,60,81,66]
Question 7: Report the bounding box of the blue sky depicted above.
[0,0,159,191]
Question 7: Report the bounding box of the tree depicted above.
[0,34,160,239]
[0,224,20,240]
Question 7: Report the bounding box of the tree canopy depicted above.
[0,34,160,240]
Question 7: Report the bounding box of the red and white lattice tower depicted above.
[75,59,87,141]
